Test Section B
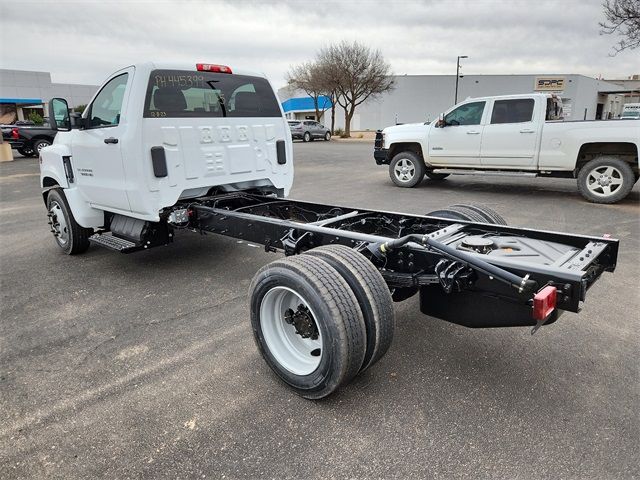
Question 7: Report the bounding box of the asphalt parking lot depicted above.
[1,142,638,479]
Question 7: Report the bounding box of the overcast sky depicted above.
[1,0,637,89]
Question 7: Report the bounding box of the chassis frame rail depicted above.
[184,192,617,328]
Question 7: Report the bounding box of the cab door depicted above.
[480,98,539,168]
[427,101,486,166]
[71,69,133,212]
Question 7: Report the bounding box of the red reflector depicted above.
[11,128,19,139]
[533,286,557,321]
[196,63,232,74]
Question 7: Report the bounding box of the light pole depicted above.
[454,55,468,104]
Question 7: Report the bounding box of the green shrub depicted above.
[333,127,344,137]
[73,104,87,113]
[27,112,44,125]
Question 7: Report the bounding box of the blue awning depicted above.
[0,98,43,105]
[282,95,332,113]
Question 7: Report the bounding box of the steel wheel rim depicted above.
[586,165,624,197]
[49,201,69,246]
[36,142,50,152]
[394,158,416,182]
[260,286,323,375]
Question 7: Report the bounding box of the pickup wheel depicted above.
[425,170,450,181]
[33,139,52,154]
[389,151,425,187]
[46,189,91,255]
[17,147,35,157]
[249,255,367,399]
[577,156,635,204]
[426,205,486,223]
[305,245,395,372]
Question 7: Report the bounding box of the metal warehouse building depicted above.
[0,69,98,124]
[279,73,640,131]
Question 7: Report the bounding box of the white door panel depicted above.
[71,69,133,212]
[427,126,483,166]
[480,98,539,168]
[426,100,486,166]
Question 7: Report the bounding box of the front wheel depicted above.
[46,189,92,255]
[577,156,635,204]
[17,147,35,157]
[324,132,331,141]
[389,151,425,188]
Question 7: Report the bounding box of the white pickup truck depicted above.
[374,93,640,203]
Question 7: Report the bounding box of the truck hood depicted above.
[383,122,432,135]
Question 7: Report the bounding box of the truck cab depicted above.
[41,62,293,243]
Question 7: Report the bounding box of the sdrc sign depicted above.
[535,77,565,91]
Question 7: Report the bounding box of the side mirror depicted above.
[49,98,71,131]
[69,112,87,129]
[436,114,446,127]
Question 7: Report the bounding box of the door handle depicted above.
[520,129,535,134]
[466,130,480,135]
[104,137,119,144]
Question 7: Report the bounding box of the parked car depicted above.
[288,120,331,142]
[1,122,57,157]
[374,93,640,204]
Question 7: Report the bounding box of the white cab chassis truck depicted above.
[41,64,619,399]
[374,94,640,203]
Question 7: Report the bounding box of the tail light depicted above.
[532,286,557,321]
[196,63,232,74]
[11,128,19,139]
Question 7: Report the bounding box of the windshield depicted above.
[144,69,282,118]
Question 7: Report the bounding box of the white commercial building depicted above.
[278,73,640,131]
[0,68,98,124]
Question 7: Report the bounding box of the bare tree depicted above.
[600,0,640,54]
[319,41,395,137]
[286,62,330,122]
[315,58,341,134]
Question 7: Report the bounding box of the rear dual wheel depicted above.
[249,246,395,399]
[426,203,507,225]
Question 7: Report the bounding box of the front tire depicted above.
[46,189,91,255]
[249,255,367,399]
[324,132,331,141]
[389,151,425,188]
[577,156,635,204]
[17,147,35,157]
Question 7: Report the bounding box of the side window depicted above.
[88,73,128,128]
[491,99,535,124]
[445,101,485,126]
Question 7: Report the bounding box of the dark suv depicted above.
[288,120,331,142]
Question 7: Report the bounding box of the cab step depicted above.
[431,169,538,177]
[89,233,140,253]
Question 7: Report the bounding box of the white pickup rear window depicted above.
[143,69,282,118]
